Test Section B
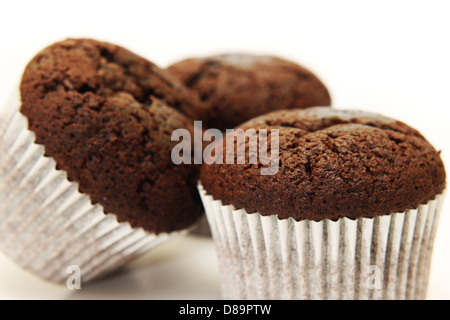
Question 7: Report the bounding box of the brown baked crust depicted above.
[200,107,446,221]
[166,54,331,130]
[20,39,203,233]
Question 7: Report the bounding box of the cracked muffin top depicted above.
[20,38,203,233]
[200,107,446,221]
[166,53,331,131]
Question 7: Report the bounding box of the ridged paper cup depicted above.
[0,89,190,284]
[198,183,445,300]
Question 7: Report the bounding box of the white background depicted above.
[0,0,449,299]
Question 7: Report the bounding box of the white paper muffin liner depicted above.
[198,183,445,300]
[0,89,189,284]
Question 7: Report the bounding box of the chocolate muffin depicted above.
[201,107,445,221]
[167,54,331,131]
[20,38,203,233]
[0,38,209,284]
[198,107,446,300]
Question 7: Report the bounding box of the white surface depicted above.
[0,0,449,299]
[0,235,221,300]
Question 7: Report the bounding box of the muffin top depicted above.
[20,38,203,233]
[200,107,446,221]
[167,53,331,130]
